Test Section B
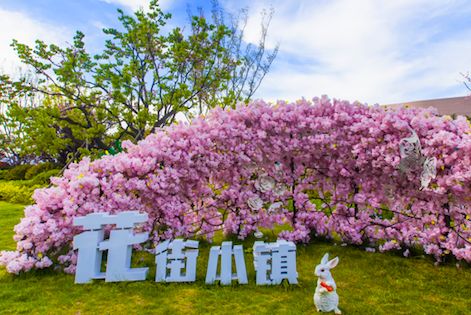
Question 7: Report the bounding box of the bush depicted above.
[30,169,61,185]
[0,181,39,204]
[0,170,8,180]
[25,162,59,180]
[3,164,33,180]
[0,161,11,170]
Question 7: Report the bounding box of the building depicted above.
[385,96,471,116]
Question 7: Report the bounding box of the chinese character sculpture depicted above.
[313,253,341,314]
[253,240,298,285]
[73,212,301,286]
[155,239,199,282]
[73,211,149,283]
[205,241,248,285]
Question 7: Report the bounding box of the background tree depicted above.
[1,72,111,165]
[209,0,278,106]
[0,74,23,164]
[6,0,278,164]
[0,73,44,164]
[184,1,279,118]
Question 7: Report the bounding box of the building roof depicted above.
[384,96,471,116]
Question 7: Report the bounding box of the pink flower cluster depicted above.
[1,97,470,274]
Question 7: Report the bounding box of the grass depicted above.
[0,201,470,314]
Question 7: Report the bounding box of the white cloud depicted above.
[223,0,471,104]
[100,0,171,12]
[0,8,71,76]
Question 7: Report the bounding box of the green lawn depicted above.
[0,201,470,314]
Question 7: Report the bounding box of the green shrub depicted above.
[0,181,40,204]
[31,169,61,185]
[25,162,59,180]
[0,169,8,180]
[4,164,33,180]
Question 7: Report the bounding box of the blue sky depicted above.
[1,0,471,104]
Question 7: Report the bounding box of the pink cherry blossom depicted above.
[1,97,470,274]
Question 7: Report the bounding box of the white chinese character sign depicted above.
[73,213,108,284]
[73,211,149,283]
[155,239,199,282]
[72,211,300,287]
[205,241,248,285]
[253,240,298,285]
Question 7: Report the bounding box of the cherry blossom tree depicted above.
[1,96,470,274]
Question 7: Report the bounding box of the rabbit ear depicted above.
[328,257,339,269]
[321,253,329,264]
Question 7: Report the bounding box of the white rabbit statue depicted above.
[314,253,341,314]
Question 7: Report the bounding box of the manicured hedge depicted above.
[0,167,60,204]
[0,181,39,204]
[0,170,8,180]
[30,169,61,185]
[25,162,59,180]
[3,164,33,181]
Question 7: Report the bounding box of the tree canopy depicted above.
[0,0,278,164]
